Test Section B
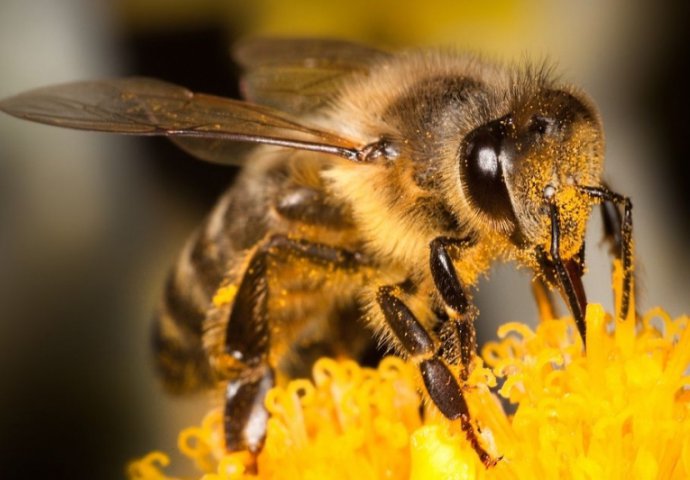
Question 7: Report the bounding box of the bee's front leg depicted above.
[428,236,478,380]
[598,191,635,318]
[376,285,493,467]
[220,234,364,454]
[376,237,495,467]
[579,185,634,320]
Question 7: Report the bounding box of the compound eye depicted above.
[460,118,517,223]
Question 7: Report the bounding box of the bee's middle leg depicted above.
[221,234,364,453]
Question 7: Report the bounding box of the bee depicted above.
[0,38,632,467]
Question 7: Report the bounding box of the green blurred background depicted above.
[0,1,688,478]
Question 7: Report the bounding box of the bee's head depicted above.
[455,87,606,335]
[458,88,604,260]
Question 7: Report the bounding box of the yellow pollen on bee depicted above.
[212,284,238,307]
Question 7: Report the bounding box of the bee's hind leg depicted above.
[220,234,365,454]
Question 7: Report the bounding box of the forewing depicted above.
[0,78,360,165]
[234,38,390,114]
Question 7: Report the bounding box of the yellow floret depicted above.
[129,262,690,479]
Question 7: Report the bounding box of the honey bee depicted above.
[0,38,632,467]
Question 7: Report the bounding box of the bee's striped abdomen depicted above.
[151,191,246,393]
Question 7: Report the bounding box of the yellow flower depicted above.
[128,263,690,479]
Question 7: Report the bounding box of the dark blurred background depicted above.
[0,1,687,479]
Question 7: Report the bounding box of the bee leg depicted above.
[376,286,495,467]
[222,238,272,455]
[224,368,275,454]
[222,234,364,453]
[601,199,623,257]
[428,236,474,315]
[429,236,480,381]
[578,186,634,320]
[600,195,636,316]
[427,236,498,464]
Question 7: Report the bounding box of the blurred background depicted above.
[0,1,687,478]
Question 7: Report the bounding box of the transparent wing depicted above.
[0,77,361,164]
[233,38,390,114]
